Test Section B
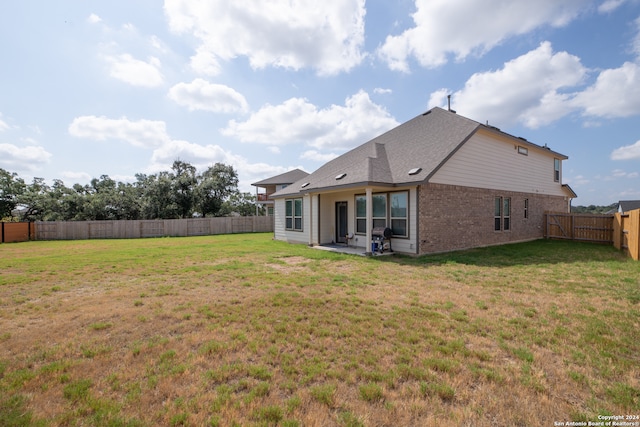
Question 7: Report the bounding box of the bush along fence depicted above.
[545,210,640,260]
[0,216,274,243]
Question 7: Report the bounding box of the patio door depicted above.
[335,201,348,244]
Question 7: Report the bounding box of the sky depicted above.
[1,0,640,206]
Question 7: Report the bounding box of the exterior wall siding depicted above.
[273,198,308,244]
[430,129,566,197]
[418,183,568,254]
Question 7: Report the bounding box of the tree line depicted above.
[0,160,260,221]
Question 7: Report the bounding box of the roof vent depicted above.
[335,173,346,180]
[408,167,422,176]
[447,95,456,113]
[301,182,310,188]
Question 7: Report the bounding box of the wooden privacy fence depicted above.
[1,217,273,243]
[544,212,614,244]
[34,217,273,240]
[613,209,640,261]
[545,210,640,260]
[0,222,36,243]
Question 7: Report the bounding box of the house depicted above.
[617,200,640,213]
[252,168,309,216]
[270,107,577,255]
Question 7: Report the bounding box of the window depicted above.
[390,192,408,237]
[503,198,511,231]
[554,158,560,182]
[355,191,409,237]
[372,194,387,229]
[494,197,511,231]
[285,198,303,231]
[355,195,366,234]
[518,146,528,155]
[524,198,529,219]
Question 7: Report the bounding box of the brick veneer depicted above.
[418,183,568,255]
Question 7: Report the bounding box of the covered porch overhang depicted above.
[305,183,413,256]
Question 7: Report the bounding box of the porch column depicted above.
[366,187,373,255]
[308,193,314,246]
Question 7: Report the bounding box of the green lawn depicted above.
[0,234,638,426]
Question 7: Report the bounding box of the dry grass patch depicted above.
[1,234,639,426]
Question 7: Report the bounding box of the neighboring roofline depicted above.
[251,168,309,186]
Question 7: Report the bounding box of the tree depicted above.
[0,168,26,219]
[171,160,197,218]
[139,172,179,219]
[16,177,49,221]
[220,192,257,216]
[197,163,239,217]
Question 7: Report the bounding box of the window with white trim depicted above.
[354,191,409,237]
[285,198,303,231]
[554,158,560,182]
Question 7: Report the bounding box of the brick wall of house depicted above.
[418,183,568,254]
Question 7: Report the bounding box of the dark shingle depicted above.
[252,168,309,186]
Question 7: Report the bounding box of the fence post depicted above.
[630,209,640,261]
[613,213,621,250]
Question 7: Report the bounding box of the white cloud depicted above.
[598,0,626,13]
[0,143,52,171]
[611,140,640,160]
[163,0,366,76]
[0,116,9,132]
[378,0,589,72]
[87,13,102,24]
[301,150,340,162]
[374,88,393,95]
[431,42,586,128]
[567,174,591,185]
[572,62,640,118]
[222,90,399,152]
[168,79,249,113]
[103,53,164,87]
[68,116,170,148]
[61,171,92,183]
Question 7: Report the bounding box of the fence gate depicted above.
[545,212,614,244]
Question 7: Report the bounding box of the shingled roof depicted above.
[619,200,640,212]
[272,107,566,198]
[252,168,309,186]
